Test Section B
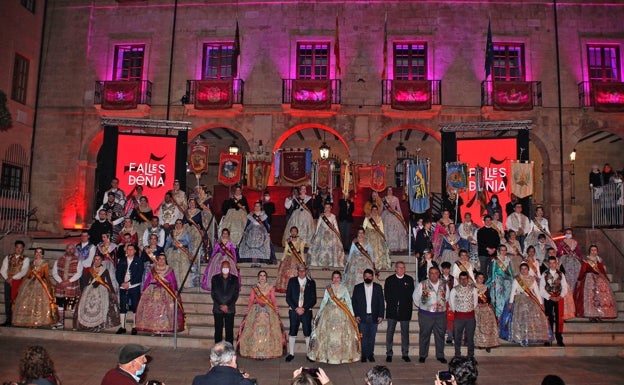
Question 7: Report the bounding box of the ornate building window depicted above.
[202,43,235,79]
[113,44,145,81]
[393,43,427,80]
[492,43,525,81]
[0,144,29,193]
[587,45,621,82]
[297,43,329,79]
[11,54,29,104]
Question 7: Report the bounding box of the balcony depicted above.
[94,80,152,110]
[282,79,341,109]
[382,79,441,110]
[578,81,624,112]
[185,79,244,109]
[481,80,542,111]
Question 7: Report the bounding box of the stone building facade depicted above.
[27,0,624,232]
[0,1,45,233]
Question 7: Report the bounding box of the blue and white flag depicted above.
[409,160,429,213]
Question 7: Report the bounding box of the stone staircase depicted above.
[1,235,623,357]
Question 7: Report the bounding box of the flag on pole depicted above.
[409,160,430,213]
[381,12,388,79]
[510,160,534,198]
[334,16,341,75]
[485,18,494,80]
[232,20,241,78]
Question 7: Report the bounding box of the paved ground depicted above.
[1,336,623,385]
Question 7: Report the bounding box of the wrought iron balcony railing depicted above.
[481,80,542,109]
[94,80,152,108]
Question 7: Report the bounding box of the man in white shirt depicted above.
[505,203,531,250]
[351,269,385,362]
[413,266,447,364]
[449,272,479,358]
[0,240,29,326]
[540,256,570,347]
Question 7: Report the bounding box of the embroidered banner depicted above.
[194,79,233,110]
[391,80,432,110]
[510,160,534,199]
[101,81,139,110]
[317,161,331,189]
[246,152,273,191]
[592,82,624,112]
[356,165,372,188]
[280,150,309,184]
[291,79,331,110]
[341,160,354,194]
[446,162,468,191]
[189,140,208,175]
[492,81,533,111]
[409,160,430,213]
[370,164,387,192]
[218,153,242,186]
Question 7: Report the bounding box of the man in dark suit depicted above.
[192,341,256,385]
[115,244,144,335]
[384,261,415,362]
[285,264,317,362]
[211,260,240,344]
[338,191,355,253]
[352,268,385,362]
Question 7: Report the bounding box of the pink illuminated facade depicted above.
[14,0,624,232]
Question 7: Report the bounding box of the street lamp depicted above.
[319,131,330,160]
[570,148,576,202]
[229,140,240,155]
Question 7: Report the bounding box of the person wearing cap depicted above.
[284,264,317,362]
[192,341,255,385]
[101,343,156,385]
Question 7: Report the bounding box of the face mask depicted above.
[364,278,373,284]
[565,234,572,239]
[222,268,230,275]
[136,363,146,377]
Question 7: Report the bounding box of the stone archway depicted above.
[371,124,442,191]
[188,124,252,193]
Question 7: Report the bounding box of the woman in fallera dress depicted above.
[343,227,375,295]
[557,227,583,294]
[439,222,461,264]
[500,263,551,346]
[74,254,120,332]
[487,245,513,318]
[135,253,185,334]
[96,233,118,268]
[574,244,617,321]
[309,202,344,268]
[473,272,499,352]
[219,185,249,246]
[283,185,315,247]
[201,228,241,292]
[307,271,361,364]
[362,205,391,270]
[275,226,306,293]
[239,201,275,266]
[237,270,285,359]
[13,248,58,327]
[380,187,408,252]
[165,219,193,288]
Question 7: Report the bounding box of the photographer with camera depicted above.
[291,367,332,385]
[192,341,256,385]
[101,343,162,385]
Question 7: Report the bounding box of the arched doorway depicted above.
[371,125,442,191]
[570,129,624,226]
